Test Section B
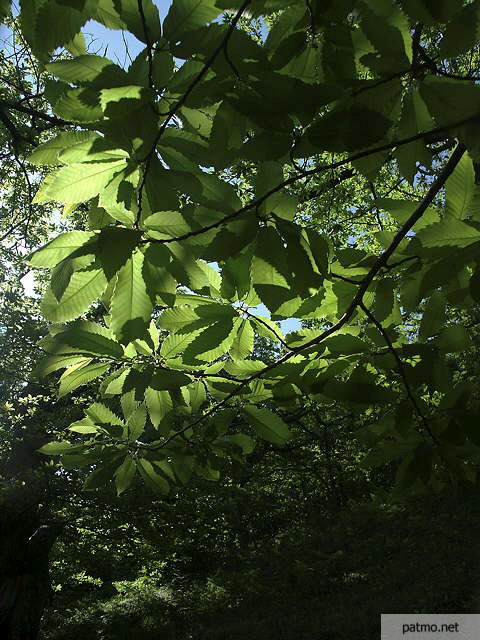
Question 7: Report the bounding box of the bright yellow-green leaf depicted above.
[59,361,110,397]
[34,160,126,204]
[110,250,153,343]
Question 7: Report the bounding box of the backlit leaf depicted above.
[110,250,153,343]
[59,361,110,396]
[34,160,126,204]
[243,405,292,445]
[28,231,96,268]
[41,266,108,323]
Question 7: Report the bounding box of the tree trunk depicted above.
[0,492,63,640]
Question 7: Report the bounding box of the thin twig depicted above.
[134,0,252,226]
[242,308,292,350]
[0,100,71,126]
[301,168,355,203]
[140,121,470,246]
[359,301,438,444]
[141,144,465,450]
[137,0,154,90]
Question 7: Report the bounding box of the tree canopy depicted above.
[2,0,480,498]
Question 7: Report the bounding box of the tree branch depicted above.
[0,99,72,127]
[137,0,154,90]
[141,143,465,450]
[141,122,470,247]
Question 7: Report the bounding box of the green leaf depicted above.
[416,215,480,248]
[158,306,202,331]
[324,334,370,355]
[33,354,90,378]
[318,377,397,405]
[188,380,207,411]
[52,323,123,358]
[100,85,153,118]
[28,131,98,165]
[65,31,87,56]
[122,363,151,397]
[375,198,439,231]
[20,0,91,59]
[373,278,394,323]
[163,0,220,43]
[243,405,292,445]
[68,423,100,434]
[137,458,170,494]
[52,88,104,123]
[83,456,124,491]
[305,229,330,274]
[170,452,195,484]
[250,315,285,343]
[361,442,413,468]
[435,326,472,352]
[227,434,255,454]
[398,0,462,25]
[126,404,147,440]
[93,0,126,29]
[230,318,254,361]
[38,440,86,455]
[143,211,193,236]
[114,456,136,495]
[196,463,220,481]
[110,250,153,343]
[252,227,292,312]
[149,370,192,391]
[162,169,242,212]
[183,320,235,362]
[295,290,326,319]
[142,244,177,306]
[59,361,110,397]
[419,291,446,339]
[59,137,129,163]
[279,222,323,294]
[0,0,10,20]
[160,332,202,358]
[420,76,480,126]
[221,251,253,301]
[28,231,96,268]
[152,49,175,89]
[255,161,283,201]
[445,153,475,219]
[359,0,412,73]
[440,1,480,58]
[34,160,126,204]
[145,387,173,427]
[396,442,434,489]
[46,55,129,88]
[394,90,433,183]
[112,0,161,44]
[97,167,139,225]
[50,255,96,301]
[97,227,142,280]
[86,402,124,426]
[307,106,393,153]
[41,266,108,323]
